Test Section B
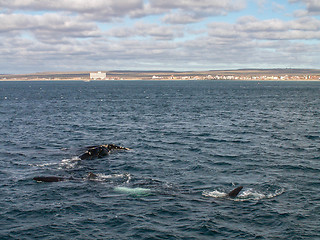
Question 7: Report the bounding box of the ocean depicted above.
[0,80,319,239]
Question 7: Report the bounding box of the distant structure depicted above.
[90,71,106,80]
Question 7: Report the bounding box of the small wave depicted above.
[205,138,250,144]
[29,162,58,168]
[212,154,240,159]
[212,161,232,166]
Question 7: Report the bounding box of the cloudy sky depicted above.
[1,0,320,73]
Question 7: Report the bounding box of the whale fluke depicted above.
[33,176,67,182]
[227,186,243,198]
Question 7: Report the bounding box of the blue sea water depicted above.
[0,80,319,239]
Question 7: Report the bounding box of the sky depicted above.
[1,0,320,74]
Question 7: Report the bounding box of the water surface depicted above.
[0,80,319,239]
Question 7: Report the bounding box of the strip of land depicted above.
[1,69,320,81]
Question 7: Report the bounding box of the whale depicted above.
[33,176,70,182]
[227,186,243,198]
[79,144,130,160]
[33,172,100,182]
[33,175,244,199]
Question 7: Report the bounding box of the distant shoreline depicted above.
[1,78,320,82]
[1,69,320,82]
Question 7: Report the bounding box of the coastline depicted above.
[1,69,320,82]
[1,79,320,82]
[1,78,319,82]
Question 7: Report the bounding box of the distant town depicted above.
[149,74,320,81]
[1,69,320,81]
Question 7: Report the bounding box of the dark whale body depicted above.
[33,172,98,182]
[79,144,129,160]
[227,186,243,198]
[33,176,68,182]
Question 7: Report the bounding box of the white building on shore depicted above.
[90,71,106,80]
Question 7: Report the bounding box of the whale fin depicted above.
[227,186,243,198]
[88,172,98,179]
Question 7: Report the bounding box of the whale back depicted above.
[33,176,66,182]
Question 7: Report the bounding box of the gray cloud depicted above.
[289,0,320,15]
[0,0,144,12]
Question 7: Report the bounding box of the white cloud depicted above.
[0,0,320,73]
[149,0,246,12]
[0,13,101,42]
[151,0,246,24]
[0,0,246,23]
[108,22,184,40]
[208,16,320,40]
[1,31,319,73]
[272,2,286,13]
[162,11,200,24]
[0,0,144,21]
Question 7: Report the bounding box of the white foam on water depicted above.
[235,189,266,201]
[90,173,131,183]
[235,188,285,201]
[266,188,285,199]
[202,187,285,201]
[202,190,227,198]
[59,156,81,169]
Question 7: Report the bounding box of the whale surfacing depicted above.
[33,176,67,182]
[79,144,130,160]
